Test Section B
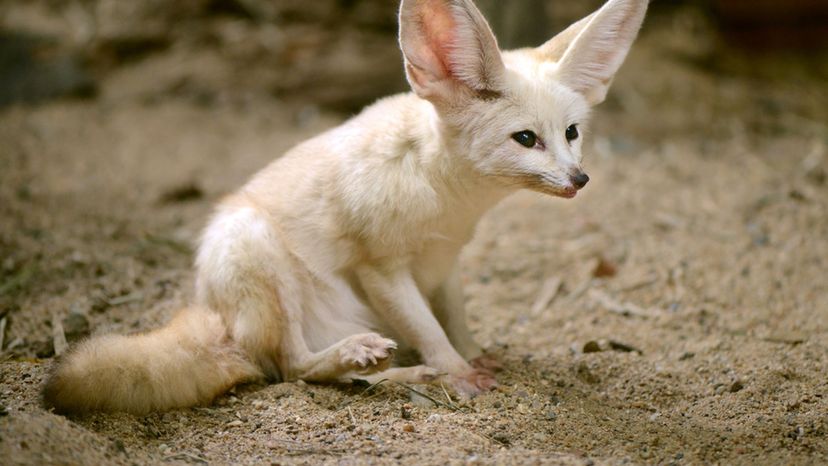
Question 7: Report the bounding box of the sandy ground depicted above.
[1,4,828,465]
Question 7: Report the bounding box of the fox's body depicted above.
[44,0,649,414]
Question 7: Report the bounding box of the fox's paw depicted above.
[447,368,497,398]
[340,333,397,374]
[470,353,502,373]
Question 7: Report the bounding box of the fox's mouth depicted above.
[524,183,579,199]
[559,188,578,199]
[498,173,582,199]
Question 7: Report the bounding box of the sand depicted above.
[1,3,827,465]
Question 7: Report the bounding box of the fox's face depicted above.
[453,59,592,198]
[399,0,648,198]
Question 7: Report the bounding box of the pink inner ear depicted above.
[418,0,457,80]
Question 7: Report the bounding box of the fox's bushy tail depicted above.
[43,307,262,415]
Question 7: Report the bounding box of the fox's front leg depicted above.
[356,260,496,396]
[432,265,502,373]
[431,265,482,360]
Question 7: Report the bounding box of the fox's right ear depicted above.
[536,0,648,106]
[399,0,506,103]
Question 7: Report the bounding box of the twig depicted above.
[530,276,562,315]
[566,278,594,302]
[163,452,208,464]
[0,317,6,351]
[616,272,659,292]
[268,438,347,456]
[347,405,356,426]
[52,313,68,356]
[588,289,659,318]
[107,292,144,306]
[336,378,391,411]
[360,378,389,394]
[439,381,453,406]
[393,382,461,412]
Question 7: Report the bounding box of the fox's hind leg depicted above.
[199,200,400,384]
[281,330,398,382]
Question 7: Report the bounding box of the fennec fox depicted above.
[44,0,648,414]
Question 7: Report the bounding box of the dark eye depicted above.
[511,130,537,148]
[565,124,579,142]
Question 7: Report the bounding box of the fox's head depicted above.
[399,0,648,198]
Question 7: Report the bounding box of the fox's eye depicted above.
[512,130,537,148]
[565,124,579,142]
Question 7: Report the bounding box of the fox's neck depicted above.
[415,101,515,228]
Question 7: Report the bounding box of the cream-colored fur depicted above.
[43,0,648,414]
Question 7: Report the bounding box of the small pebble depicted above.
[491,432,510,445]
[678,352,695,361]
[426,414,441,423]
[226,420,243,427]
[402,423,415,433]
[583,341,602,353]
[729,380,745,393]
[400,403,412,420]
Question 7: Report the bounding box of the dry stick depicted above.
[275,440,347,457]
[588,289,658,318]
[360,378,389,394]
[163,452,208,464]
[347,405,356,426]
[0,317,6,351]
[52,313,68,356]
[337,378,390,411]
[107,292,144,307]
[566,277,594,303]
[393,382,461,412]
[531,276,562,315]
[616,272,659,292]
[439,381,453,406]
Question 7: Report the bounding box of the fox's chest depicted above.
[411,241,463,295]
[410,217,478,295]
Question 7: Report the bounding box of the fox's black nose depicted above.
[571,172,590,189]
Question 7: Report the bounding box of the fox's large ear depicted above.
[399,0,505,102]
[545,0,648,105]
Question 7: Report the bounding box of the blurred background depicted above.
[1,0,826,111]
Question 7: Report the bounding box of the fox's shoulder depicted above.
[333,92,435,153]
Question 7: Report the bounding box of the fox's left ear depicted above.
[539,0,648,106]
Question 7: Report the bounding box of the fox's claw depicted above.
[339,333,396,374]
[447,368,497,398]
[470,353,502,372]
